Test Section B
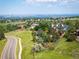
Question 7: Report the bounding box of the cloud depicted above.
[35,0,58,2]
[25,0,79,5]
[25,0,58,3]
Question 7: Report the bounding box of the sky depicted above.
[0,0,79,15]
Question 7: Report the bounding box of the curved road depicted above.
[1,36,17,59]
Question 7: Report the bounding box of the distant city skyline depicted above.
[0,0,79,15]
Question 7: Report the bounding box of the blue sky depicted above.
[0,0,79,15]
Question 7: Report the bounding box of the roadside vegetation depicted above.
[0,39,6,58]
[0,25,6,58]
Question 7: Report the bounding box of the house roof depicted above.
[76,29,79,32]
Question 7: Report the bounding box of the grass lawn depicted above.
[6,30,79,59]
[0,39,6,58]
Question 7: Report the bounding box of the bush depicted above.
[31,43,44,52]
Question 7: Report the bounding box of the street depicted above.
[1,36,17,59]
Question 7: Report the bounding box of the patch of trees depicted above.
[33,20,79,43]
[0,24,19,40]
[32,21,61,52]
[0,24,18,33]
[31,19,79,54]
[64,20,79,42]
[32,21,60,44]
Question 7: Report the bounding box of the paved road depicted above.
[1,36,17,59]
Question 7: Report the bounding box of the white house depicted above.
[30,23,39,29]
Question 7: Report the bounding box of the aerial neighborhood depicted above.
[0,0,79,59]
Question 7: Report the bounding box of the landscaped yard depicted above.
[0,39,6,58]
[6,30,79,59]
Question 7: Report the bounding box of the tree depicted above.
[75,20,79,29]
[0,31,5,40]
[51,30,60,42]
[41,32,49,42]
[34,21,51,31]
[64,27,76,42]
[48,27,60,42]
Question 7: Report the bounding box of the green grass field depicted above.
[0,39,6,58]
[6,30,79,59]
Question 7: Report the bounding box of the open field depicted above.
[35,38,79,59]
[0,39,6,58]
[5,30,79,59]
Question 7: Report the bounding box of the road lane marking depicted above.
[14,38,18,59]
[18,38,22,59]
